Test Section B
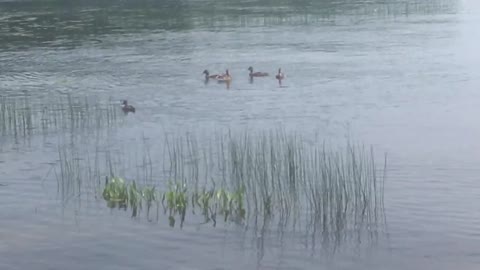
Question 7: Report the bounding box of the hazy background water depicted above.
[1,0,480,269]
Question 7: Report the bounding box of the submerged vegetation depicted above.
[57,129,386,245]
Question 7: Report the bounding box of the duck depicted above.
[248,66,269,77]
[275,68,284,80]
[121,100,135,113]
[217,69,232,83]
[203,70,221,80]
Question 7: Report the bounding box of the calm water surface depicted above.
[1,0,480,269]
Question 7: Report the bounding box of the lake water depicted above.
[1,0,480,269]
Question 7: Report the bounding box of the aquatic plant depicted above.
[102,177,128,207]
[0,94,121,138]
[212,186,246,223]
[161,181,188,227]
[102,176,159,217]
[142,186,156,210]
[195,187,216,222]
[100,177,247,227]
[56,128,386,243]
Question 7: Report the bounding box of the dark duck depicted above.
[248,66,269,77]
[275,68,285,85]
[121,100,135,113]
[203,70,221,80]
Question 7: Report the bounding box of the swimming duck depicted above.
[275,68,284,80]
[217,69,232,83]
[203,70,221,80]
[121,100,135,113]
[248,66,269,77]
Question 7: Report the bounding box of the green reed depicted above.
[0,94,120,138]
[56,129,385,239]
[163,131,383,227]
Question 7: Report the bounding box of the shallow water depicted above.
[1,0,480,269]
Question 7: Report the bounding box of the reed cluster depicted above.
[56,130,385,234]
[0,94,120,137]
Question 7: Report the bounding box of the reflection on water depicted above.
[0,0,459,50]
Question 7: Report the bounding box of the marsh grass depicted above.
[0,94,120,138]
[165,131,384,231]
[56,129,386,243]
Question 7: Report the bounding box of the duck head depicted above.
[248,66,253,72]
[202,70,209,76]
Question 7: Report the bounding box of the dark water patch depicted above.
[0,0,460,50]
